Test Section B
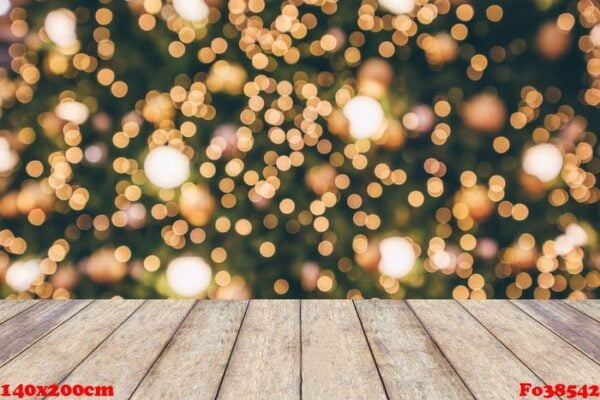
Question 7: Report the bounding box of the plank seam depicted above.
[455,301,556,397]
[299,300,302,400]
[44,300,147,400]
[0,301,41,327]
[352,300,390,400]
[213,299,251,400]
[562,301,600,324]
[508,301,600,367]
[405,301,478,400]
[0,300,95,370]
[127,300,198,400]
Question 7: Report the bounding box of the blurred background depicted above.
[0,0,598,300]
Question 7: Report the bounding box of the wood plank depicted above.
[301,300,387,400]
[0,300,91,366]
[513,300,600,363]
[355,300,473,400]
[0,300,143,386]
[0,300,38,324]
[60,300,195,399]
[217,300,300,399]
[130,301,248,400]
[407,300,543,400]
[462,300,600,384]
[564,300,600,322]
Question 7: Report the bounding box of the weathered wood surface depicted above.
[461,301,600,385]
[355,300,473,400]
[60,300,194,400]
[0,300,141,387]
[564,299,600,321]
[407,300,544,400]
[513,300,600,363]
[0,299,596,399]
[0,300,37,324]
[217,300,300,400]
[130,300,247,400]
[301,300,388,400]
[0,300,91,367]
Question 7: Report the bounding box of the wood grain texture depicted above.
[0,300,142,386]
[407,300,544,400]
[564,300,600,322]
[217,300,300,400]
[0,300,90,366]
[513,300,600,363]
[0,299,597,398]
[60,300,194,399]
[130,301,248,400]
[462,300,600,384]
[301,300,387,400]
[0,300,38,324]
[355,300,473,400]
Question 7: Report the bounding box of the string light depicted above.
[378,237,417,279]
[166,256,212,297]
[172,0,209,22]
[55,101,90,125]
[342,96,385,139]
[0,0,11,16]
[143,146,190,189]
[522,143,563,182]
[44,9,78,48]
[0,138,18,173]
[378,0,415,15]
[5,259,42,292]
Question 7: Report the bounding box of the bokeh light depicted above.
[166,256,212,297]
[0,0,598,300]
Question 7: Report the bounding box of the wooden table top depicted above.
[0,300,598,399]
